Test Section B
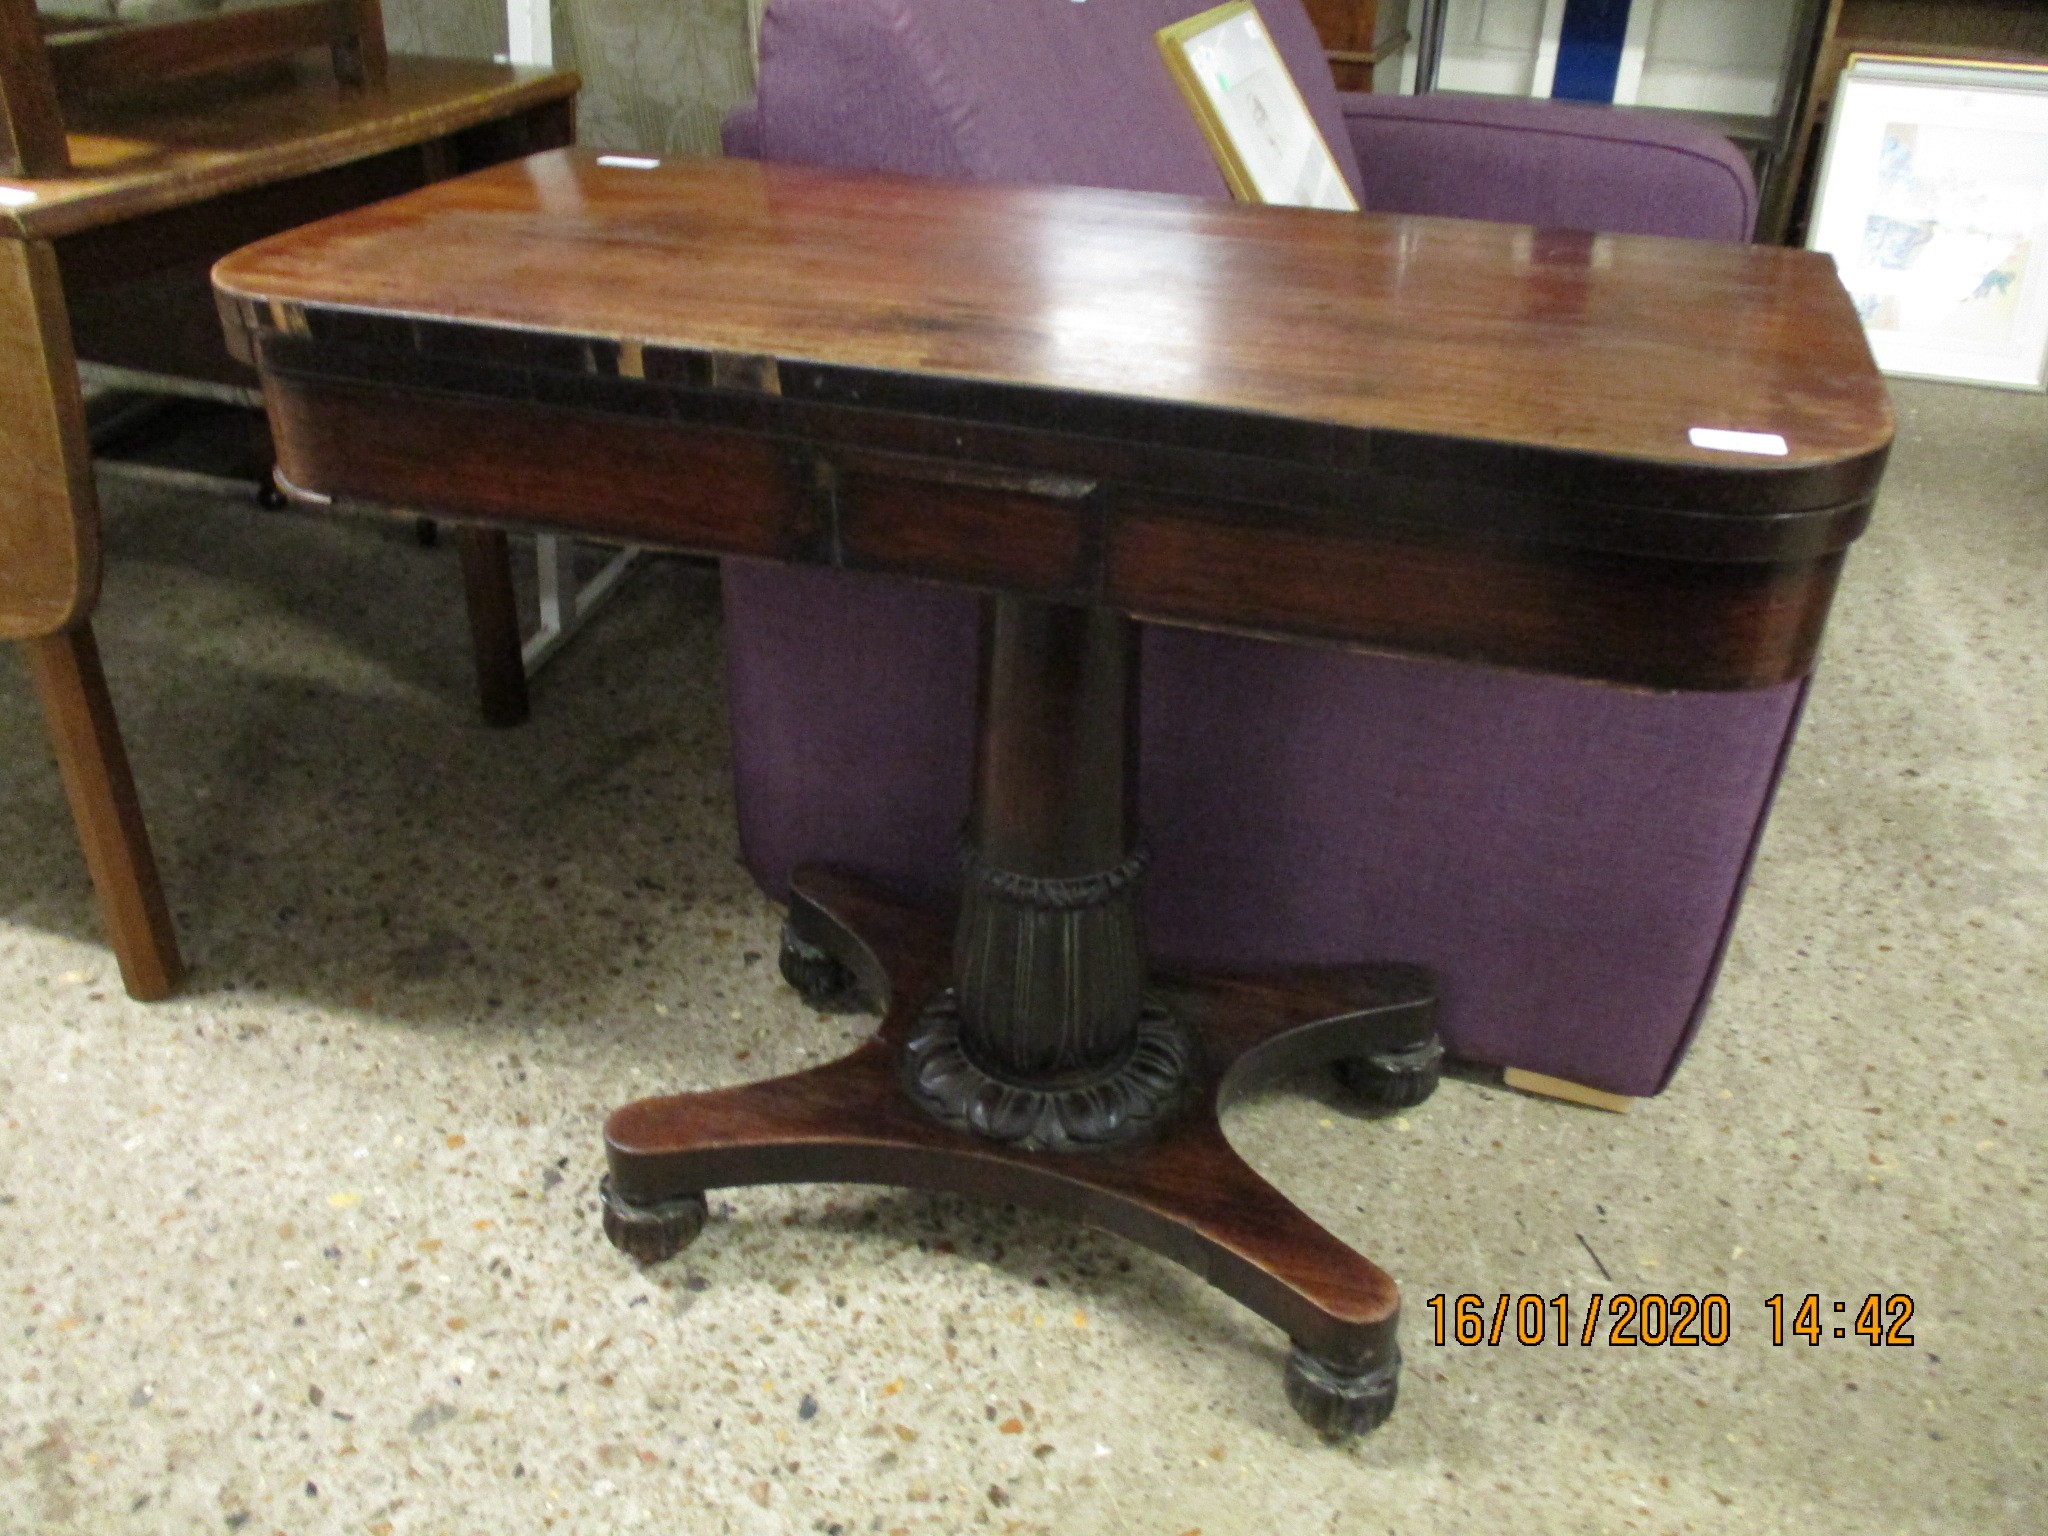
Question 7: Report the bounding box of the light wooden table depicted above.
[2,54,576,999]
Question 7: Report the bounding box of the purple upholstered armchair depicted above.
[720,0,1789,1105]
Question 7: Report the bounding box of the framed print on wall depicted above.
[1809,53,2048,391]
[1157,1,1359,211]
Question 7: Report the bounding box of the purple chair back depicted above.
[752,0,1361,200]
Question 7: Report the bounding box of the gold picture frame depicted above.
[1156,1,1357,211]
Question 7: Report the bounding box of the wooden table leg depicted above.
[601,596,1444,1438]
[454,524,530,728]
[23,622,183,1000]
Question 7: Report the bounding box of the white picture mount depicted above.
[1809,54,2048,391]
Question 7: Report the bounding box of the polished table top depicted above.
[214,149,1895,690]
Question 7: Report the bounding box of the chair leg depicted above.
[455,524,530,728]
[22,623,183,1001]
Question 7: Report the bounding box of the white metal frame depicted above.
[505,0,552,67]
[1531,0,1568,97]
[79,361,265,410]
[80,363,281,505]
[1611,0,1659,106]
[524,538,641,668]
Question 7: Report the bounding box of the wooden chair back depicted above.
[1,0,387,177]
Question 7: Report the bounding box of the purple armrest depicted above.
[1341,91,1756,242]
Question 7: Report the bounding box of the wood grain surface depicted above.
[1,0,71,177]
[214,150,1892,491]
[0,237,96,638]
[43,2,359,101]
[24,623,183,1000]
[215,150,1896,690]
[1,55,574,240]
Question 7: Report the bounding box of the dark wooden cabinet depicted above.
[1302,0,1404,91]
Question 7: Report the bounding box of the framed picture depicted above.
[1809,53,2048,391]
[1157,2,1358,212]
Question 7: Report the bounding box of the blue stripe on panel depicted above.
[1552,0,1631,103]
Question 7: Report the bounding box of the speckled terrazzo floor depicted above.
[1,376,2042,1535]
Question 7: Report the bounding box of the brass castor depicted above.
[1334,1033,1443,1109]
[1284,1344,1400,1439]
[777,923,861,1011]
[599,1177,707,1265]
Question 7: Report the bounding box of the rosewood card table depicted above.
[212,149,1892,1437]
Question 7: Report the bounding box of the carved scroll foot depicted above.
[599,1177,707,1265]
[777,922,860,1011]
[1333,1033,1445,1110]
[604,866,1438,1438]
[1285,1344,1401,1439]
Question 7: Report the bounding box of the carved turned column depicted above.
[903,595,1192,1151]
